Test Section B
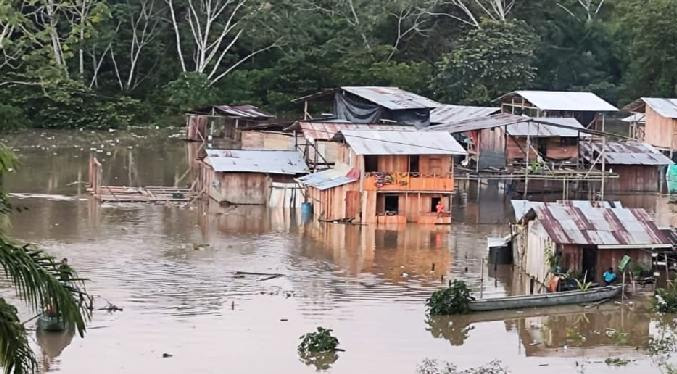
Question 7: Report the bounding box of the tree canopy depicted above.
[0,0,674,128]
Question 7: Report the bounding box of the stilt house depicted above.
[623,98,677,156]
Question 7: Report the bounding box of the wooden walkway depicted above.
[93,185,198,203]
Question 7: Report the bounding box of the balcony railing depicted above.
[364,172,454,192]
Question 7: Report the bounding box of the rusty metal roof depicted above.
[339,130,467,156]
[430,105,499,124]
[194,104,274,119]
[533,203,670,246]
[296,167,358,190]
[341,86,440,110]
[512,200,622,221]
[205,149,308,174]
[641,98,677,119]
[502,91,618,112]
[297,122,415,142]
[581,140,673,165]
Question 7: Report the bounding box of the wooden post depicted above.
[303,101,309,120]
[525,121,531,197]
[480,258,484,299]
[601,114,606,200]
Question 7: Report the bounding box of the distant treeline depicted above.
[0,0,675,129]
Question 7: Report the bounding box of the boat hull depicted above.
[469,286,622,312]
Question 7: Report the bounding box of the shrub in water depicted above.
[426,280,475,315]
[298,327,339,354]
[655,282,677,313]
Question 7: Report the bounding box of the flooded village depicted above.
[4,86,677,374]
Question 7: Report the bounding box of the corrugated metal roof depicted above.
[503,91,618,112]
[581,140,673,166]
[622,113,646,123]
[205,150,308,174]
[511,200,622,221]
[506,117,584,137]
[212,104,274,119]
[296,167,358,190]
[341,86,440,110]
[533,203,669,246]
[298,122,415,142]
[339,130,467,156]
[426,113,585,137]
[642,98,677,119]
[430,105,499,124]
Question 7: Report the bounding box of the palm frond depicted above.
[0,297,36,374]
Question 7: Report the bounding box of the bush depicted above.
[655,282,677,313]
[417,359,509,374]
[426,280,475,315]
[298,327,339,354]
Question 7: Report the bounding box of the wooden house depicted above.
[186,104,275,142]
[623,98,677,155]
[581,140,673,193]
[201,149,308,206]
[298,130,467,224]
[294,86,440,128]
[512,202,671,287]
[426,113,585,169]
[499,91,617,128]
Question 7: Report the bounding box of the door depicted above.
[582,247,597,282]
[345,191,360,219]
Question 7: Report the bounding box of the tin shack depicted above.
[201,149,308,206]
[513,202,671,286]
[299,130,467,224]
[186,104,275,142]
[581,140,673,193]
[623,98,677,156]
[499,91,617,128]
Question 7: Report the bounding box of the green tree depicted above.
[0,148,91,374]
[617,0,677,100]
[432,19,539,105]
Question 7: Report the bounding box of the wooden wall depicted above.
[506,137,539,161]
[605,164,662,193]
[645,106,677,150]
[203,165,297,205]
[476,127,507,169]
[507,137,578,162]
[308,182,359,221]
[240,131,296,150]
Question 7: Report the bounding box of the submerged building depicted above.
[297,129,467,224]
[185,104,275,142]
[624,98,677,156]
[201,149,308,206]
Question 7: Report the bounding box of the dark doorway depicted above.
[537,139,547,158]
[384,195,399,214]
[409,155,420,174]
[365,156,378,172]
[430,197,441,212]
[582,247,597,282]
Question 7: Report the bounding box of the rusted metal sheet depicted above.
[296,167,358,190]
[501,91,618,112]
[533,202,670,246]
[341,86,440,110]
[205,150,308,174]
[193,104,274,119]
[298,122,414,142]
[339,130,467,156]
[581,140,673,165]
[430,105,499,125]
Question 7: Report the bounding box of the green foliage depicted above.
[655,282,677,313]
[298,327,340,354]
[432,20,539,105]
[575,278,592,291]
[0,105,28,131]
[604,357,630,366]
[0,146,91,373]
[426,280,475,316]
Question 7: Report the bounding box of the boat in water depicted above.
[37,315,67,332]
[469,285,622,312]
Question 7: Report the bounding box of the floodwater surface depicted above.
[2,129,677,374]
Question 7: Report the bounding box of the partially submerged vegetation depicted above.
[654,282,677,313]
[298,327,341,370]
[426,280,474,316]
[417,359,508,374]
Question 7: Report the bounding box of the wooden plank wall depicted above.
[544,139,578,160]
[645,106,677,150]
[605,165,661,193]
[205,172,270,205]
[477,128,506,169]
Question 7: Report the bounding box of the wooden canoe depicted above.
[469,285,622,312]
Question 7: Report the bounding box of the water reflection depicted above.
[37,327,75,370]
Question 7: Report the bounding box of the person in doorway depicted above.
[436,200,445,218]
[603,267,617,285]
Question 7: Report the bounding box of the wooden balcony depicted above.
[364,172,454,192]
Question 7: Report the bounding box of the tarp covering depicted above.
[667,164,677,194]
[334,92,432,128]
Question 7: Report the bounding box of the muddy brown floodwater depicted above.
[2,128,677,373]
